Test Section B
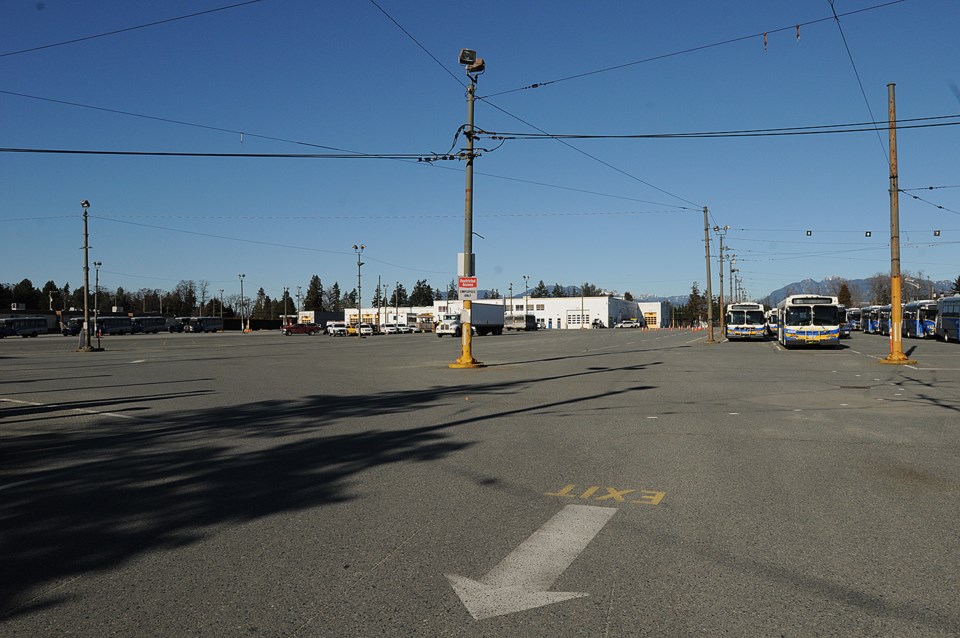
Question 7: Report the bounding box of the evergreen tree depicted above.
[580,282,601,297]
[551,283,566,298]
[390,283,409,306]
[487,288,501,300]
[434,288,443,301]
[252,288,268,319]
[12,278,40,309]
[688,282,705,322]
[624,291,634,301]
[953,274,960,294]
[343,289,357,308]
[305,275,324,311]
[531,280,549,298]
[371,285,383,308]
[410,279,434,306]
[325,282,342,312]
[446,279,458,301]
[837,282,853,307]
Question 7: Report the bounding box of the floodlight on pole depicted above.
[451,48,485,369]
[353,244,365,337]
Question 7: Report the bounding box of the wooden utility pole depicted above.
[703,206,715,343]
[881,83,916,365]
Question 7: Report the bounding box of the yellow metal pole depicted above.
[881,82,916,366]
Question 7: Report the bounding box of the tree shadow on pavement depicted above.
[0,362,655,621]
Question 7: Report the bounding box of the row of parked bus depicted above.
[53,315,224,336]
[722,294,960,348]
[845,298,960,341]
[724,297,844,348]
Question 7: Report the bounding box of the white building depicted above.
[346,296,670,330]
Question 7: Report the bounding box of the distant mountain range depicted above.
[763,275,954,307]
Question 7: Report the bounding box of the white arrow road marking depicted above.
[446,504,617,620]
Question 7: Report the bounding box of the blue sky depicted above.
[2,0,958,304]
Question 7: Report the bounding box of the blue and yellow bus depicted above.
[725,303,766,340]
[862,305,882,334]
[936,295,960,342]
[903,300,937,339]
[838,305,851,339]
[846,307,862,331]
[776,295,841,348]
[765,308,780,337]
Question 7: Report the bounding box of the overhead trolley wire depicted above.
[0,0,266,58]
[827,0,888,163]
[481,0,906,98]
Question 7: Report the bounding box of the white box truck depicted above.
[436,304,504,337]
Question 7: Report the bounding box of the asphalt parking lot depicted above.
[2,329,958,637]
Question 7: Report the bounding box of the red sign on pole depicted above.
[458,277,478,300]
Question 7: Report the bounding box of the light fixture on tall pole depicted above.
[80,200,93,351]
[219,289,224,320]
[522,274,530,314]
[713,225,729,336]
[238,273,246,332]
[451,47,485,369]
[353,244,365,337]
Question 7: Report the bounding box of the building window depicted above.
[536,304,545,311]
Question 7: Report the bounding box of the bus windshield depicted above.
[813,305,838,325]
[728,310,764,324]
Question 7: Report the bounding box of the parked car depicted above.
[382,323,401,334]
[614,320,640,329]
[397,325,415,334]
[358,323,374,336]
[282,322,320,336]
[326,321,347,336]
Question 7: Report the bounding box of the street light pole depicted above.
[451,48,485,369]
[522,274,530,315]
[219,289,224,320]
[283,286,289,323]
[714,225,729,336]
[79,200,93,351]
[353,244,365,337]
[238,273,246,332]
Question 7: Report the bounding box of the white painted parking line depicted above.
[1,397,138,420]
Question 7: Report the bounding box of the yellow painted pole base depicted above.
[879,355,917,366]
[450,356,484,369]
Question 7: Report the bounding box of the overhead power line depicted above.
[481,113,960,140]
[0,90,693,209]
[827,0,888,163]
[0,0,266,58]
[0,147,459,160]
